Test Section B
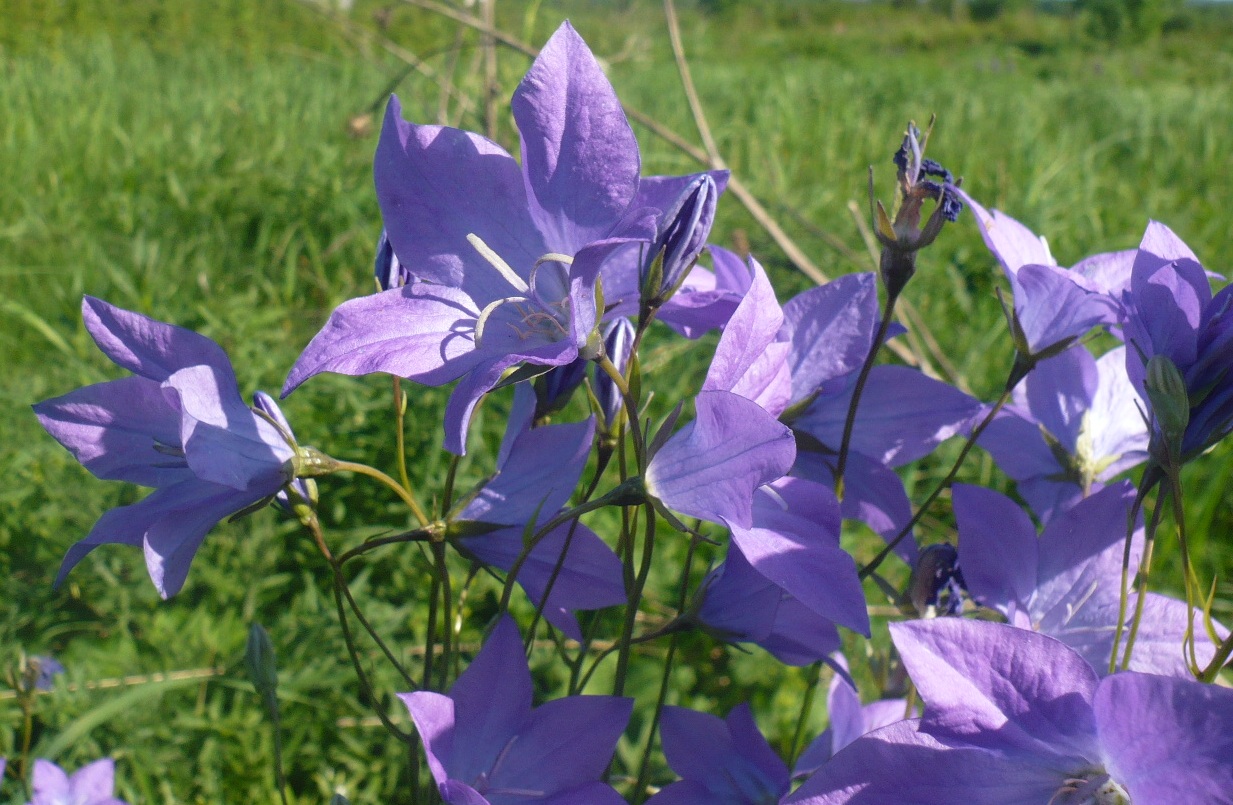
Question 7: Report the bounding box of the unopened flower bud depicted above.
[641,175,718,309]
[593,318,635,432]
[374,229,411,291]
[1145,354,1189,464]
[245,623,279,718]
[534,361,588,422]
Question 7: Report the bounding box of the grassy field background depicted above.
[3,0,1233,801]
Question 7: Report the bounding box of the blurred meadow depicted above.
[3,0,1233,801]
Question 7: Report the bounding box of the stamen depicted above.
[474,296,529,349]
[468,233,530,294]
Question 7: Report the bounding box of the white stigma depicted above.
[468,233,530,295]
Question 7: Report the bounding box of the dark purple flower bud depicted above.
[641,174,718,310]
[876,121,964,296]
[533,360,588,422]
[373,229,411,290]
[593,317,635,432]
[907,543,966,617]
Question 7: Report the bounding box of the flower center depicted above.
[1048,770,1130,805]
[467,234,575,348]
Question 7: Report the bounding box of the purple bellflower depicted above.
[646,703,792,805]
[454,389,623,640]
[399,618,632,805]
[793,654,915,779]
[788,618,1233,805]
[955,481,1221,677]
[27,758,128,805]
[960,190,1122,362]
[979,344,1147,522]
[700,257,979,562]
[34,297,302,598]
[1121,221,1233,463]
[284,22,664,455]
[695,538,842,666]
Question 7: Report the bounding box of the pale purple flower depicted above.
[455,391,623,640]
[284,23,666,454]
[647,704,791,805]
[34,297,297,597]
[979,344,1147,522]
[28,759,127,805]
[28,656,66,692]
[696,538,842,666]
[789,619,1233,805]
[1122,221,1233,461]
[960,190,1122,358]
[955,481,1221,677]
[399,618,631,805]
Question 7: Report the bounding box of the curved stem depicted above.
[834,287,901,498]
[596,354,646,470]
[392,376,414,496]
[1112,477,1162,673]
[859,386,1012,580]
[338,528,434,565]
[332,459,430,528]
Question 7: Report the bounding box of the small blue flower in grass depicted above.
[28,758,128,805]
[398,618,631,805]
[789,619,1233,805]
[34,297,304,598]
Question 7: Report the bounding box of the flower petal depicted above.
[82,296,234,383]
[512,22,640,253]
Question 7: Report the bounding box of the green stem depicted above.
[1110,473,1156,674]
[432,542,454,687]
[834,286,901,498]
[337,528,434,565]
[613,502,658,697]
[332,459,430,527]
[859,385,1012,580]
[596,354,646,470]
[789,661,825,764]
[1118,483,1166,671]
[393,376,414,497]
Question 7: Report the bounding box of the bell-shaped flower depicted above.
[1121,221,1233,462]
[955,481,1222,677]
[639,174,720,311]
[27,758,128,805]
[34,297,299,598]
[647,703,792,805]
[961,190,1122,361]
[979,344,1147,522]
[646,390,796,531]
[788,619,1233,805]
[283,22,655,454]
[793,654,915,779]
[453,390,623,640]
[399,617,631,805]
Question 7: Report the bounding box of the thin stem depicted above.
[423,552,441,691]
[613,502,658,697]
[1168,469,1201,674]
[338,528,434,565]
[1111,473,1156,674]
[432,542,454,687]
[596,354,646,469]
[393,376,414,497]
[834,287,901,497]
[631,536,699,803]
[1118,483,1166,672]
[332,459,430,527]
[789,662,825,764]
[859,386,1012,580]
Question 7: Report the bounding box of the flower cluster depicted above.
[29,18,1233,805]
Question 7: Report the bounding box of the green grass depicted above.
[3,0,1233,801]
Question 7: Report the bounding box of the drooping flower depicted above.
[27,758,128,805]
[788,619,1233,804]
[34,297,301,597]
[284,22,664,454]
[979,344,1147,522]
[399,618,631,805]
[452,388,623,640]
[955,481,1222,677]
[1121,221,1233,463]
